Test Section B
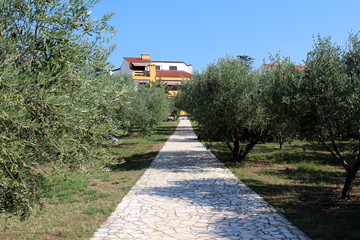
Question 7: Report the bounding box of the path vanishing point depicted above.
[91,120,310,240]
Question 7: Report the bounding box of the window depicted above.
[132,66,145,71]
[169,66,177,70]
[156,66,160,70]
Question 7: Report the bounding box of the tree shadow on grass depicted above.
[260,168,344,185]
[265,150,341,167]
[103,124,180,171]
[205,140,351,168]
[105,151,159,171]
[291,140,355,152]
[129,126,179,137]
[153,126,180,135]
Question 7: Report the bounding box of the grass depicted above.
[192,124,360,240]
[0,120,179,240]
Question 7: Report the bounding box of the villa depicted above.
[111,54,193,98]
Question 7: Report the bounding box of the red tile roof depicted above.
[156,70,192,78]
[123,57,151,63]
[294,65,308,70]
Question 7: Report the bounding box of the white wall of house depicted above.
[110,61,132,75]
[187,65,193,73]
[152,61,193,73]
[111,58,193,75]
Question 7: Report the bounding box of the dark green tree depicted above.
[237,55,254,66]
[263,35,360,199]
[341,32,360,199]
[261,55,304,148]
[177,56,269,162]
[0,0,117,218]
[120,83,171,134]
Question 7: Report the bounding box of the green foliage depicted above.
[260,55,304,145]
[343,32,360,127]
[262,34,360,199]
[237,55,254,66]
[0,0,151,219]
[176,56,268,162]
[181,34,360,198]
[301,36,355,139]
[0,0,171,214]
[262,37,358,143]
[120,83,171,134]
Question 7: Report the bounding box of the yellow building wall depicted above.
[149,64,156,83]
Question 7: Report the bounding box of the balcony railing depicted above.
[133,71,150,77]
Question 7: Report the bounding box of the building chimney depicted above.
[141,53,150,60]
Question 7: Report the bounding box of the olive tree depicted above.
[341,33,360,199]
[262,35,360,199]
[260,55,304,148]
[177,56,269,162]
[120,83,171,134]
[0,0,117,218]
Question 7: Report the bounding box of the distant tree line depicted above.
[176,33,360,199]
[0,0,170,219]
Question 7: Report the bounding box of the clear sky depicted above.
[91,0,360,71]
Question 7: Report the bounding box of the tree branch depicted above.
[319,138,350,173]
[225,140,234,155]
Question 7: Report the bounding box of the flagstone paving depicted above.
[91,120,310,240]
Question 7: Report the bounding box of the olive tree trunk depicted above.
[227,129,268,163]
[341,150,360,199]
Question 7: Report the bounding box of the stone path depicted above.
[91,120,310,240]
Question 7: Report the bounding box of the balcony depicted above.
[133,71,150,77]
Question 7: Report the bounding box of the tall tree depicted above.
[302,35,359,199]
[341,32,360,199]
[260,55,303,148]
[263,35,360,199]
[0,0,117,218]
[177,56,268,162]
[237,55,254,66]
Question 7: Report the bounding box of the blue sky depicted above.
[91,0,360,71]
